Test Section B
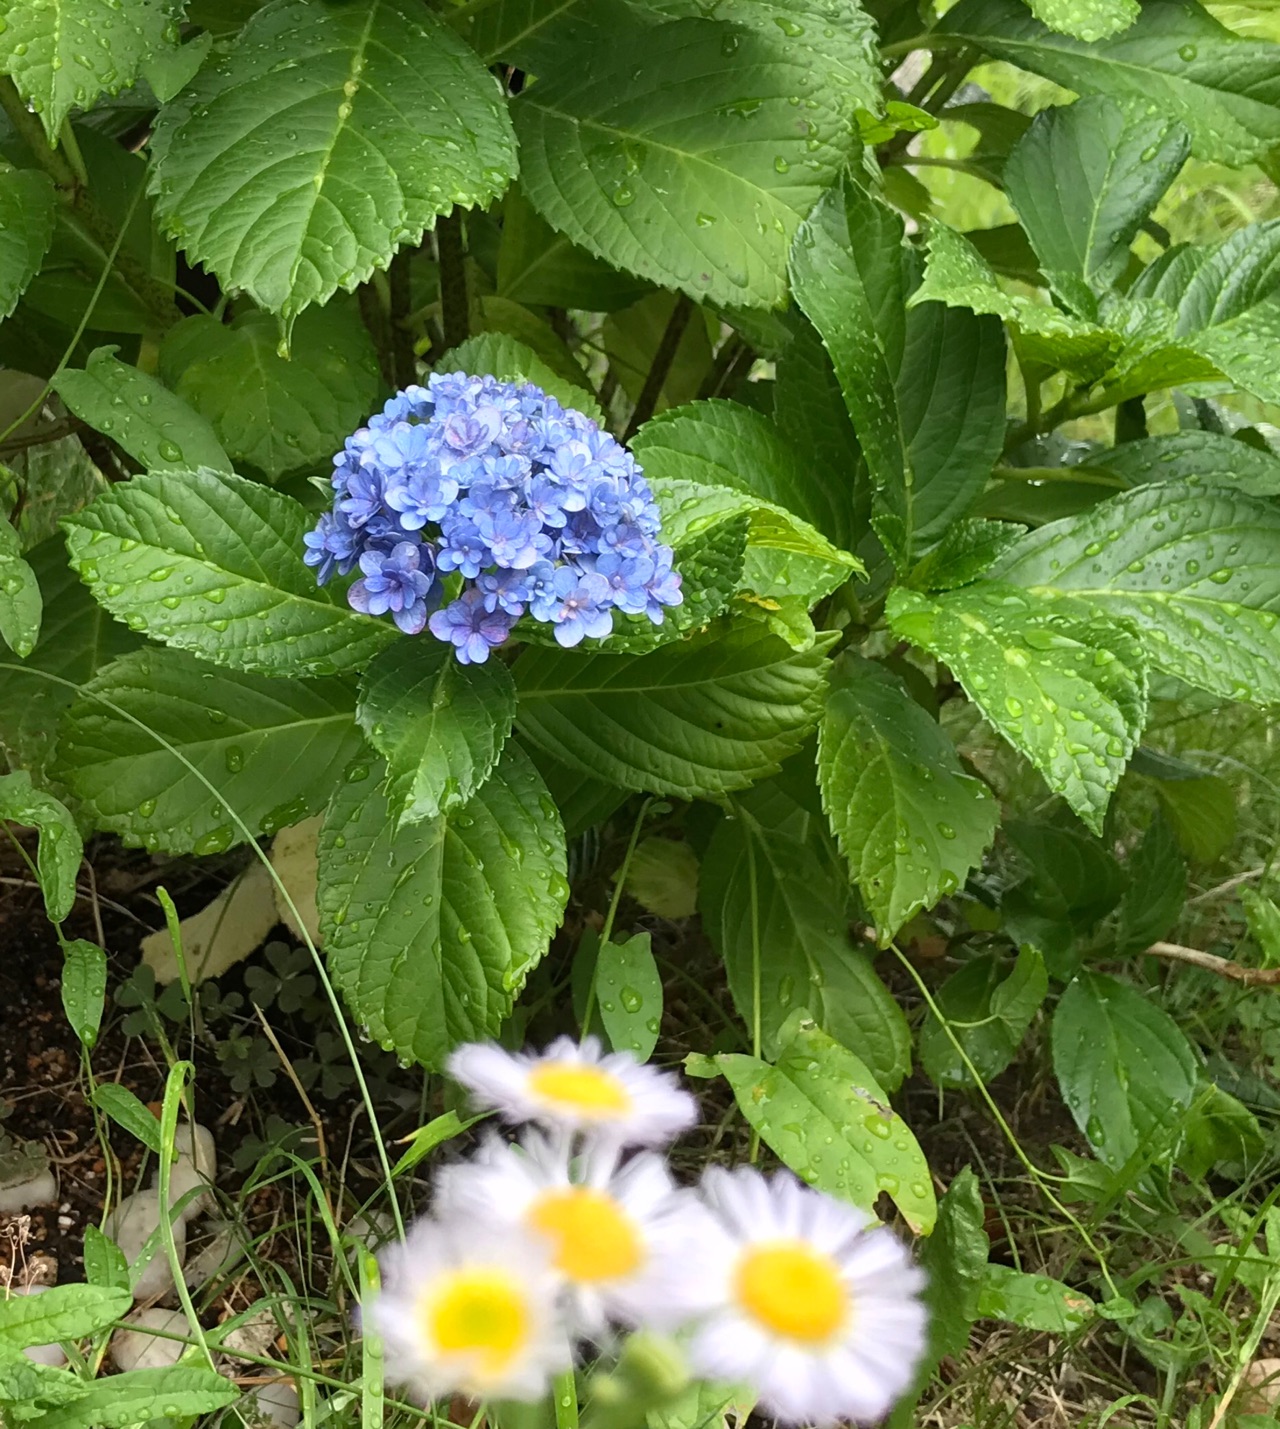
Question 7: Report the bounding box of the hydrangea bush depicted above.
[0,0,1276,1422]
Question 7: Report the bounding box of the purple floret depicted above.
[347,541,438,634]
[428,588,517,665]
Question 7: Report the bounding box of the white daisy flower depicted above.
[446,1036,697,1146]
[366,1219,571,1405]
[436,1132,717,1337]
[680,1167,927,1428]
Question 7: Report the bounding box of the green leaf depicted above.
[318,743,568,1069]
[623,838,699,920]
[1002,97,1189,315]
[0,0,177,140]
[632,402,862,598]
[28,1366,237,1429]
[1115,817,1185,954]
[497,184,653,312]
[1131,747,1237,863]
[53,347,232,476]
[919,1169,988,1362]
[1001,823,1118,973]
[716,1014,936,1233]
[897,300,1007,551]
[91,1084,163,1155]
[1242,888,1280,968]
[1089,221,1280,405]
[390,1109,486,1179]
[1081,431,1280,498]
[992,478,1280,705]
[1051,969,1198,1170]
[938,0,1280,165]
[652,0,880,119]
[0,518,41,658]
[597,932,663,1061]
[635,400,852,555]
[148,0,516,321]
[790,177,907,528]
[912,222,1117,376]
[0,1284,130,1349]
[515,619,833,799]
[907,518,1028,593]
[1004,818,1127,930]
[61,939,107,1051]
[55,646,363,855]
[888,583,1147,834]
[977,1264,1095,1331]
[700,801,911,1087]
[773,313,865,550]
[818,656,998,942]
[356,639,516,829]
[64,467,396,677]
[159,306,379,480]
[512,12,853,308]
[0,536,139,778]
[0,169,55,320]
[142,30,213,102]
[458,0,596,68]
[445,331,603,426]
[1024,0,1136,42]
[919,946,1048,1087]
[1177,1079,1264,1181]
[82,1225,130,1291]
[0,770,80,922]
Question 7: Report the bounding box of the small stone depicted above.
[111,1307,191,1372]
[160,1122,216,1221]
[1239,1358,1280,1414]
[250,1379,300,1429]
[107,1191,187,1302]
[0,1170,57,1214]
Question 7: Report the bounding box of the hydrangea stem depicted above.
[437,210,470,351]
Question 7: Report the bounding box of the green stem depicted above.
[437,211,469,353]
[889,946,1120,1298]
[581,798,652,1037]
[553,1369,580,1429]
[0,76,179,331]
[623,295,692,441]
[58,120,89,187]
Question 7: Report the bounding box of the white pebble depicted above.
[107,1190,187,1302]
[111,1307,191,1373]
[248,1379,300,1429]
[0,1171,57,1214]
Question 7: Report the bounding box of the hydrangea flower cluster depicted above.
[364,1038,927,1426]
[303,373,682,663]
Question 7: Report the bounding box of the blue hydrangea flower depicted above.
[531,567,614,647]
[303,372,681,661]
[428,588,518,664]
[347,541,439,635]
[303,510,360,585]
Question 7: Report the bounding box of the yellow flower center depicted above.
[527,1187,644,1283]
[528,1062,632,1118]
[427,1270,529,1378]
[734,1240,849,1344]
